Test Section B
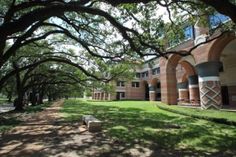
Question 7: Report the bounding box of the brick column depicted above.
[196,61,222,109]
[188,75,200,105]
[149,85,156,101]
[177,82,189,103]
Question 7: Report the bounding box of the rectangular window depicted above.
[121,92,125,98]
[152,67,160,75]
[141,71,149,78]
[135,73,140,78]
[184,26,194,40]
[117,81,125,87]
[132,82,140,88]
[209,13,230,28]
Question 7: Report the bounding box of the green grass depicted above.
[157,103,236,123]
[24,102,51,113]
[61,99,236,156]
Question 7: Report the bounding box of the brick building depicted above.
[93,13,236,109]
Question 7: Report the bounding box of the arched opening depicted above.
[141,80,149,100]
[177,60,199,106]
[150,78,161,101]
[219,39,236,107]
[163,54,197,105]
[163,54,181,104]
[196,32,236,109]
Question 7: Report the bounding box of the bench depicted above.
[82,115,102,132]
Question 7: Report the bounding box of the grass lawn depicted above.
[62,99,236,156]
[157,103,236,123]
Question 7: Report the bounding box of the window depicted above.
[209,13,230,28]
[168,25,194,47]
[121,92,125,98]
[132,82,140,88]
[141,71,149,78]
[184,26,194,40]
[135,73,140,78]
[152,67,160,75]
[117,81,125,87]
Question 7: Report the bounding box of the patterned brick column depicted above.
[149,85,156,101]
[177,82,189,103]
[188,75,200,106]
[196,61,222,109]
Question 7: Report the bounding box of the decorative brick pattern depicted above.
[199,81,222,109]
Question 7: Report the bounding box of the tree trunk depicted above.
[38,87,45,104]
[14,63,24,111]
[14,92,24,111]
[48,94,52,102]
[7,93,12,102]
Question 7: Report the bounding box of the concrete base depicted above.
[82,115,102,132]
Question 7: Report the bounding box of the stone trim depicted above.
[178,89,189,91]
[189,84,199,88]
[199,76,220,82]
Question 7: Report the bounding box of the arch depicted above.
[162,54,196,105]
[141,80,149,100]
[208,32,236,61]
[166,54,182,69]
[179,60,196,76]
[162,54,182,104]
[150,78,161,101]
[150,78,159,86]
[180,73,188,83]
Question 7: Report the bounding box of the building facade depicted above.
[93,13,236,109]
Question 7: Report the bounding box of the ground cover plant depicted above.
[62,99,236,156]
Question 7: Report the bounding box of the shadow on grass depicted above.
[24,102,51,113]
[60,100,236,156]
[0,117,21,133]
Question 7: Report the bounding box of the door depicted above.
[221,86,229,105]
[116,92,120,100]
